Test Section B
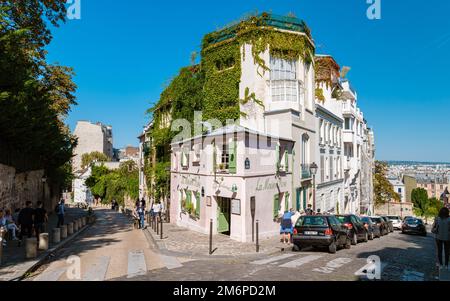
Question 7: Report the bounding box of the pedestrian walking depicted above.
[280,209,294,244]
[34,201,48,240]
[55,199,65,228]
[18,201,35,241]
[432,207,450,270]
[137,202,145,230]
[152,201,161,220]
[305,204,314,216]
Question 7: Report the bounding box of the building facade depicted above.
[72,121,114,172]
[314,55,345,214]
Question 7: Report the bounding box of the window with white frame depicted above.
[192,143,201,163]
[270,57,299,103]
[319,119,324,144]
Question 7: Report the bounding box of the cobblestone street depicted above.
[23,209,441,282]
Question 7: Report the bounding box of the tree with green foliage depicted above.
[373,161,401,207]
[0,1,77,190]
[411,188,429,217]
[81,152,109,169]
[85,161,139,207]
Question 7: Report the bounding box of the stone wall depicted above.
[374,201,414,218]
[0,163,56,211]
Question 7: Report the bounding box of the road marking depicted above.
[82,256,110,281]
[127,250,147,279]
[401,270,424,281]
[34,267,66,281]
[313,258,352,274]
[250,254,297,265]
[355,262,388,279]
[279,255,323,268]
[160,255,183,270]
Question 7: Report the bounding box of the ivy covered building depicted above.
[140,13,375,242]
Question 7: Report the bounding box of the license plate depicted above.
[304,231,318,235]
[409,225,417,228]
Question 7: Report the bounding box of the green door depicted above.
[217,197,230,234]
[296,188,301,211]
[303,188,307,211]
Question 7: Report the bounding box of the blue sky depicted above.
[47,0,450,162]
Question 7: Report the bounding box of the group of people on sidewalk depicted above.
[0,201,49,247]
[279,204,321,245]
[132,199,164,230]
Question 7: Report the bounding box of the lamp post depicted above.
[41,176,47,205]
[165,166,171,223]
[310,163,318,212]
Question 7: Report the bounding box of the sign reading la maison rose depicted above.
[181,175,201,188]
[255,178,287,192]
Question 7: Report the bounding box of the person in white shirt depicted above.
[152,202,161,217]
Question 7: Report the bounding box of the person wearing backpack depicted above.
[432,207,450,270]
[55,199,65,228]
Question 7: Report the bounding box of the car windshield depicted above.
[296,216,328,227]
[406,219,421,224]
[336,216,351,223]
[371,217,382,223]
[387,216,399,220]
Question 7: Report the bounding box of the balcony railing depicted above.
[301,164,312,179]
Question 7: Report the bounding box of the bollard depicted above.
[61,225,68,240]
[209,219,213,255]
[156,216,160,235]
[82,217,86,226]
[53,228,61,244]
[160,215,163,240]
[39,233,49,251]
[73,220,79,232]
[26,238,38,259]
[77,219,82,229]
[256,220,260,253]
[67,222,74,235]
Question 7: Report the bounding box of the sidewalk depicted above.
[145,222,286,259]
[0,206,89,281]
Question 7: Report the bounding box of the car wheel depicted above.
[292,244,301,252]
[351,233,358,245]
[363,232,369,243]
[345,237,352,249]
[328,240,337,254]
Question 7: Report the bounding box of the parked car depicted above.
[360,216,381,239]
[403,216,414,221]
[381,216,394,233]
[387,215,402,230]
[292,215,351,254]
[370,216,389,236]
[402,218,427,236]
[336,214,369,245]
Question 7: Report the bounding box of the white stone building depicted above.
[72,121,114,172]
[314,55,345,214]
[73,167,93,205]
[389,178,406,203]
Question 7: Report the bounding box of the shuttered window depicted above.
[273,194,280,219]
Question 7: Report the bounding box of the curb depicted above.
[9,219,94,281]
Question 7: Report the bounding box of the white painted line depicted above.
[160,255,183,270]
[127,250,147,279]
[279,255,323,269]
[355,262,388,278]
[82,256,110,281]
[34,267,66,281]
[401,270,424,281]
[313,258,352,274]
[251,254,297,265]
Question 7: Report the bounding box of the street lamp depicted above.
[165,166,171,223]
[310,163,318,212]
[41,176,47,205]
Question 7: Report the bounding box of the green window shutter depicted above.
[273,194,280,219]
[186,190,191,206]
[196,192,200,217]
[275,144,280,171]
[228,141,237,174]
[285,192,290,212]
[284,150,289,172]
